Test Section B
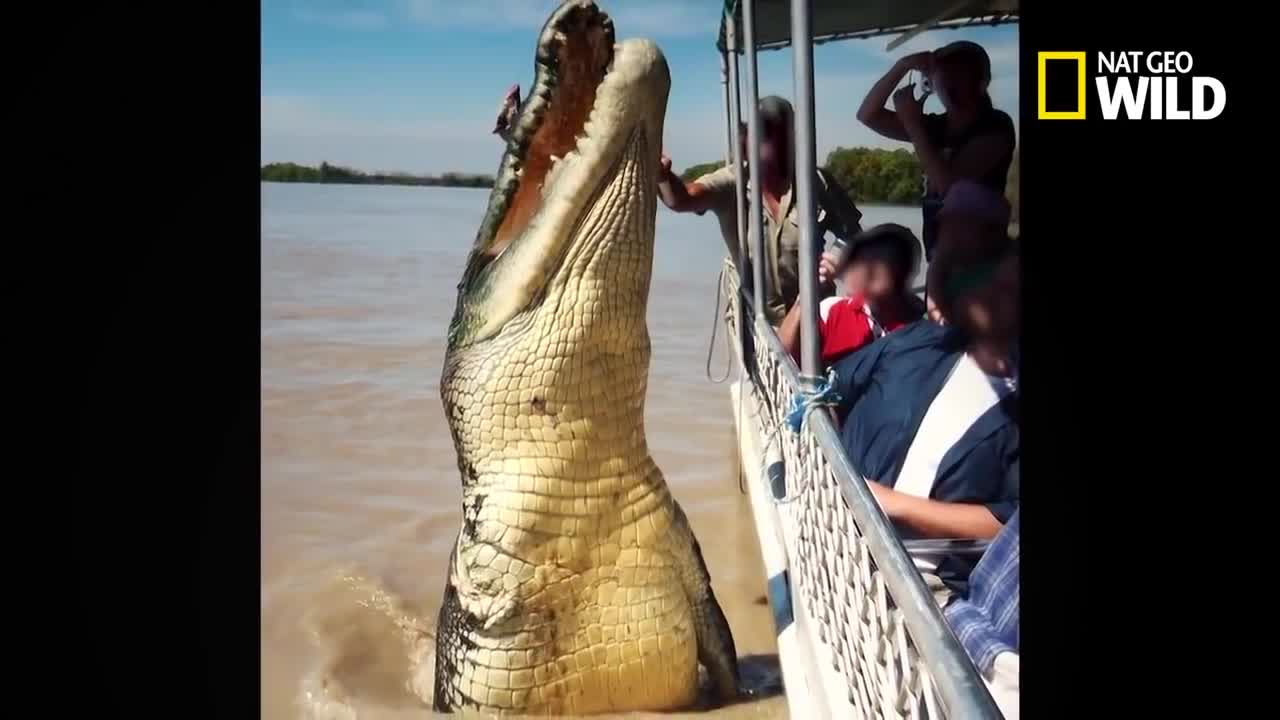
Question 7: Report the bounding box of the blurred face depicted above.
[936,213,1007,268]
[758,119,788,176]
[948,253,1020,341]
[840,260,868,297]
[846,241,906,302]
[932,56,984,110]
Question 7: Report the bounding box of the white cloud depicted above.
[261,95,502,174]
[602,3,722,38]
[293,8,389,31]
[261,20,1021,173]
[261,95,477,140]
[401,0,553,29]
[399,0,718,37]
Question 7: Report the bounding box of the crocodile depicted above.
[433,0,740,714]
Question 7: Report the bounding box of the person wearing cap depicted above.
[829,231,1019,585]
[657,96,865,326]
[856,41,1016,261]
[778,223,925,366]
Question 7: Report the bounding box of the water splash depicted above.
[296,570,437,719]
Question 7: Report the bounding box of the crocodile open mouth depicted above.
[447,1,669,350]
[469,1,615,270]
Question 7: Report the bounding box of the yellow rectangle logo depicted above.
[1038,51,1087,119]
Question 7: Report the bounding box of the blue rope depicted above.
[755,369,843,505]
[785,372,842,433]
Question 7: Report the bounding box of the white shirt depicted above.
[894,352,1015,571]
[818,296,841,323]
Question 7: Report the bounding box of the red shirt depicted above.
[818,293,920,365]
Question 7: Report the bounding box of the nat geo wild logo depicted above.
[1038,51,1226,120]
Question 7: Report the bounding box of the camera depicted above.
[829,237,851,268]
[909,70,932,101]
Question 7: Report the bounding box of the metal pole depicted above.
[720,51,732,167]
[742,0,767,324]
[725,12,751,351]
[790,0,821,384]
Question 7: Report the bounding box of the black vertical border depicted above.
[1021,2,1252,716]
[68,2,262,716]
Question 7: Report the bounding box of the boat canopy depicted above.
[717,0,1020,52]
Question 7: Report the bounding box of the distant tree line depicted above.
[679,162,726,183]
[678,145,1017,210]
[261,162,494,189]
[676,147,920,205]
[824,147,923,205]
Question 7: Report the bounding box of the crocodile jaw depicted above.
[442,0,671,493]
[447,0,670,352]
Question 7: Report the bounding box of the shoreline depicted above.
[261,181,929,205]
[261,161,494,189]
[260,179,493,190]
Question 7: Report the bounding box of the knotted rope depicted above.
[785,371,842,432]
[759,368,842,504]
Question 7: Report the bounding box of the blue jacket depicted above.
[831,321,1019,526]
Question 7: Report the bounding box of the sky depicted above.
[261,1,1019,175]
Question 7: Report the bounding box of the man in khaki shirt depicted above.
[656,96,865,325]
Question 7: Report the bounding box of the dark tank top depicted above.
[919,104,1016,260]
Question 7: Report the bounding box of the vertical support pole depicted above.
[742,0,767,324]
[725,20,748,289]
[720,51,732,167]
[725,13,751,362]
[790,0,821,385]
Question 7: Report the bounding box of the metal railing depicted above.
[721,260,1001,719]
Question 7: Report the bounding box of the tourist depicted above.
[856,41,1016,261]
[829,228,1019,555]
[944,509,1020,720]
[657,96,865,326]
[924,179,1015,319]
[778,223,925,366]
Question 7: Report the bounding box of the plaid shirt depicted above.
[943,509,1019,673]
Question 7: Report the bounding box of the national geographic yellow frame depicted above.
[1038,51,1087,119]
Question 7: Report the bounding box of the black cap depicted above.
[935,40,991,86]
[840,223,923,280]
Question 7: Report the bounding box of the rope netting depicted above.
[721,259,950,720]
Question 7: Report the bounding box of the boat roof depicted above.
[716,0,1020,52]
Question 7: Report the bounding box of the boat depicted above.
[712,2,1019,718]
